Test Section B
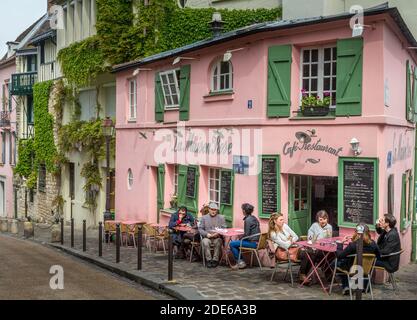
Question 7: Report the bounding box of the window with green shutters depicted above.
[154,65,191,122]
[335,38,363,117]
[177,164,199,216]
[267,44,292,118]
[406,60,414,122]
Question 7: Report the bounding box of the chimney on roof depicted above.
[209,12,225,38]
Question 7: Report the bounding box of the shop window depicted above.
[400,170,413,231]
[211,60,233,93]
[160,69,181,109]
[38,164,46,193]
[208,168,220,206]
[301,46,337,107]
[128,79,137,120]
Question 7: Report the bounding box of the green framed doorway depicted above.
[288,175,311,237]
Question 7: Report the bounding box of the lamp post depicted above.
[102,117,114,222]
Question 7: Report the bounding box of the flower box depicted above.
[301,106,330,117]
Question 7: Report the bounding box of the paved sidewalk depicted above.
[3,222,417,300]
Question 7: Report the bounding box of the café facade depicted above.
[113,6,417,266]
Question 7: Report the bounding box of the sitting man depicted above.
[198,202,227,268]
[375,214,401,274]
[168,206,195,259]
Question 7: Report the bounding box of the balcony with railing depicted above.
[0,111,11,128]
[10,72,38,96]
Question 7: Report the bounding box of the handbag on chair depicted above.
[275,245,301,263]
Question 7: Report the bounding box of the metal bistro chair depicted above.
[142,224,158,251]
[373,249,404,292]
[189,232,202,263]
[126,224,139,248]
[269,241,301,287]
[330,253,377,300]
[120,223,129,246]
[237,233,268,270]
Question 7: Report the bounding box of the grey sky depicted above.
[0,0,46,57]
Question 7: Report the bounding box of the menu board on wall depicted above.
[261,157,279,215]
[220,171,232,205]
[343,161,375,225]
[186,167,196,198]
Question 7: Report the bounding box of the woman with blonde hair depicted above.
[268,213,299,250]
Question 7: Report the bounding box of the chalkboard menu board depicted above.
[186,167,196,198]
[261,157,279,215]
[343,161,375,225]
[220,171,232,205]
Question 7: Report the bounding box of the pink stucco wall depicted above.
[115,13,417,264]
[0,59,17,219]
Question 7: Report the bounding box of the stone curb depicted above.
[47,243,206,301]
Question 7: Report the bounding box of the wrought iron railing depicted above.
[10,72,37,96]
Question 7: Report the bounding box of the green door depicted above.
[288,175,311,236]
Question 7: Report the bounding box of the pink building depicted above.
[0,54,17,219]
[113,6,417,266]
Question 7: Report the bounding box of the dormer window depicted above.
[211,60,233,93]
[160,69,181,109]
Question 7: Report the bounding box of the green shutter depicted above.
[157,164,165,223]
[177,164,187,209]
[408,173,413,223]
[406,60,414,122]
[414,67,417,119]
[267,45,292,118]
[179,65,191,121]
[336,38,363,116]
[220,169,234,227]
[400,173,407,231]
[155,72,164,122]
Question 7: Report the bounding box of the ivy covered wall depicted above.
[58,0,281,86]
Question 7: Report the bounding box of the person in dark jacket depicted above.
[168,206,195,259]
[230,203,261,269]
[374,214,401,273]
[334,223,380,295]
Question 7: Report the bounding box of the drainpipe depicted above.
[412,123,417,262]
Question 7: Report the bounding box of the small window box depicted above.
[301,105,330,117]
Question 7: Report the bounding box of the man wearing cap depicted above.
[198,202,227,268]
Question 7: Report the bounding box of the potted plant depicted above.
[301,90,331,116]
[170,195,178,209]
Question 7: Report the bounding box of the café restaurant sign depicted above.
[283,131,343,161]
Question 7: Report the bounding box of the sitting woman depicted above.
[299,210,333,284]
[335,223,380,295]
[168,206,195,259]
[268,213,301,262]
[230,203,260,270]
[268,213,299,250]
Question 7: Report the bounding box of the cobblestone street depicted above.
[2,222,417,300]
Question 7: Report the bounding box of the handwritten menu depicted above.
[343,161,375,225]
[261,158,278,215]
[220,171,232,205]
[186,167,196,198]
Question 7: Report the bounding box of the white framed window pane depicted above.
[172,94,179,106]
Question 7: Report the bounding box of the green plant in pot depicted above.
[301,90,331,116]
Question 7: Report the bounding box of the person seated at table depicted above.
[268,213,299,250]
[299,210,333,284]
[230,203,261,270]
[374,214,401,273]
[198,202,227,268]
[334,223,380,295]
[168,206,195,259]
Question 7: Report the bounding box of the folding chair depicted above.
[373,249,404,292]
[142,224,157,251]
[270,242,301,287]
[126,224,138,248]
[189,232,202,262]
[329,253,376,300]
[238,233,268,270]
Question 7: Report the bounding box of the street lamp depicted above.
[102,117,115,222]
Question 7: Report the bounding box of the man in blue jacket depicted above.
[168,206,195,259]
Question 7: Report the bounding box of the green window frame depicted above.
[258,155,281,219]
[400,170,413,232]
[338,157,379,230]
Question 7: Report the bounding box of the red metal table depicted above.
[211,228,245,266]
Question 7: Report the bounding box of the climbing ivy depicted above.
[14,138,35,180]
[33,80,59,173]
